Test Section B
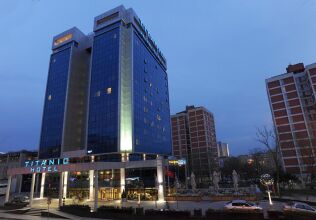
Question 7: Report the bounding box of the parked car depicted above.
[283,202,316,214]
[224,200,263,211]
[11,195,30,204]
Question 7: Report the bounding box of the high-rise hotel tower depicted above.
[39,6,172,159]
[266,63,316,179]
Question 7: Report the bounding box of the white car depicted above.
[224,200,263,211]
[283,202,316,214]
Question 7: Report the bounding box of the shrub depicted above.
[193,208,202,217]
[60,204,91,217]
[145,209,191,218]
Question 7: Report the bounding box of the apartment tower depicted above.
[266,63,316,180]
[171,105,218,186]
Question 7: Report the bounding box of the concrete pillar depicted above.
[5,175,12,203]
[120,168,125,194]
[17,175,22,194]
[157,156,165,202]
[58,172,64,207]
[35,174,39,196]
[40,173,46,199]
[29,173,36,206]
[93,170,98,212]
[89,170,94,200]
[63,171,68,199]
[120,153,127,195]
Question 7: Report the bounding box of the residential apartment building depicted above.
[171,105,218,186]
[266,63,316,180]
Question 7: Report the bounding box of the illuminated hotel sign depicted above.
[24,158,69,173]
[168,159,186,166]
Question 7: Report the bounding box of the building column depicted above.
[89,170,94,200]
[157,156,165,202]
[35,174,39,196]
[40,173,46,199]
[5,175,12,203]
[120,153,127,195]
[63,171,68,199]
[17,175,22,194]
[93,170,98,212]
[58,172,64,208]
[29,173,36,206]
[120,168,125,194]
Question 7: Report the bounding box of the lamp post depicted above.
[260,174,274,205]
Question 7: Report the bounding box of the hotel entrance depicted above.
[100,187,120,200]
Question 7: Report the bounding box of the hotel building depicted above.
[266,63,316,180]
[5,5,179,210]
[171,106,218,187]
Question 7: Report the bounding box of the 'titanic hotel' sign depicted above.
[24,158,70,173]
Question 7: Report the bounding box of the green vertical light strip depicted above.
[119,27,133,152]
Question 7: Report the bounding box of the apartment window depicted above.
[106,87,112,94]
[48,95,52,101]
[95,91,101,97]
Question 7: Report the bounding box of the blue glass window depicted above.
[87,28,120,154]
[133,31,172,155]
[39,47,71,159]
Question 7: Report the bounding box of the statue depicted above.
[212,171,220,193]
[175,176,180,190]
[232,170,239,192]
[190,172,196,192]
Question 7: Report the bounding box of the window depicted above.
[95,91,101,97]
[54,34,73,46]
[48,95,52,101]
[106,87,112,94]
[96,12,119,25]
[296,204,305,209]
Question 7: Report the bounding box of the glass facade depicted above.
[87,28,120,154]
[39,47,71,159]
[133,31,172,155]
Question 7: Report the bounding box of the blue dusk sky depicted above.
[0,0,315,155]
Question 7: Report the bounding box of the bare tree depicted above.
[256,126,281,196]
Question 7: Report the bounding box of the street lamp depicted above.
[260,174,274,205]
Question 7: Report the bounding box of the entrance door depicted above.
[100,188,119,200]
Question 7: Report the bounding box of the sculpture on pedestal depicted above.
[190,172,197,192]
[232,170,239,193]
[212,171,220,193]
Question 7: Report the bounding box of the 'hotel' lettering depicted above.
[24,157,70,173]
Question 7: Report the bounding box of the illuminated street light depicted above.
[260,174,274,205]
